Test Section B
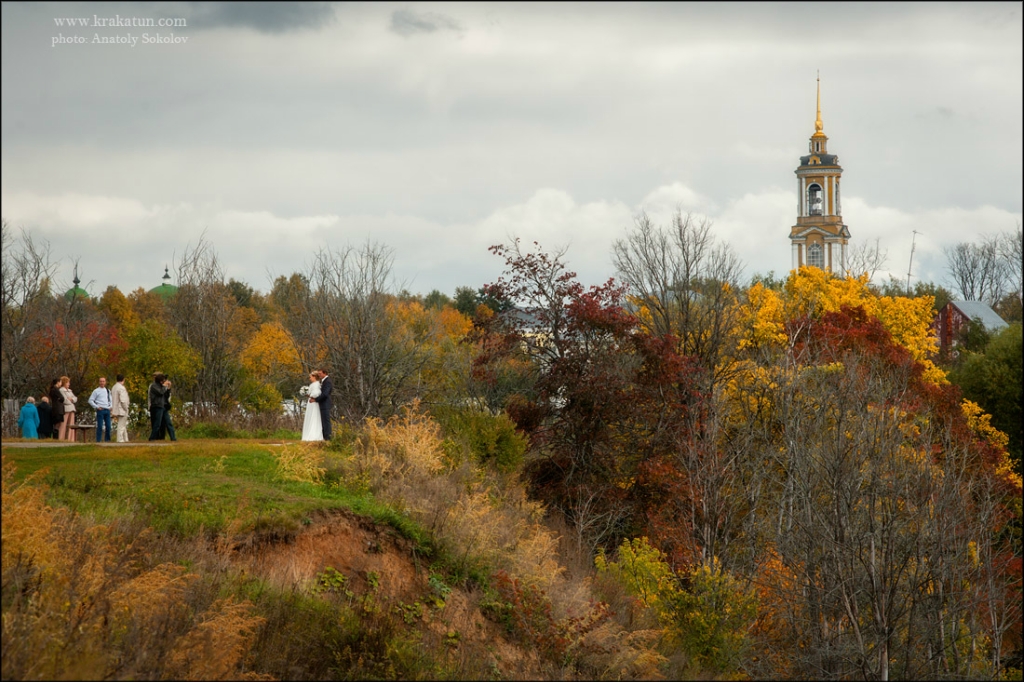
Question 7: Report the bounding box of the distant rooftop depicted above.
[149,265,178,300]
[799,153,840,167]
[951,300,1008,332]
[64,265,89,300]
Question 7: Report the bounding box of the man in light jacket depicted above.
[88,376,113,442]
[111,374,130,442]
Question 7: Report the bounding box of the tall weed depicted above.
[271,443,326,484]
[1,456,268,681]
[343,404,668,676]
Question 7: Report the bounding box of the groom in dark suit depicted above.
[314,369,333,440]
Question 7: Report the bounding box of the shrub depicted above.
[430,405,528,473]
[595,538,759,677]
[491,570,610,668]
[666,557,758,675]
[179,421,244,439]
[595,536,677,614]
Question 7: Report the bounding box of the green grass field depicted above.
[1,440,427,545]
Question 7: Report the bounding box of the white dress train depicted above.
[301,381,324,441]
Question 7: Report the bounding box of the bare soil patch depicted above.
[233,509,543,678]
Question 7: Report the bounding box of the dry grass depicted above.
[340,404,670,678]
[271,442,326,484]
[165,597,270,680]
[1,455,269,681]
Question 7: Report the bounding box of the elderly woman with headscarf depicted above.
[18,396,40,439]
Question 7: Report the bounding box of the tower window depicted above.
[807,243,824,269]
[815,141,820,152]
[807,184,823,215]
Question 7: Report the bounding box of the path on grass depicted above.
[2,441,176,448]
[2,440,302,448]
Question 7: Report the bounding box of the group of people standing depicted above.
[17,368,328,443]
[18,375,131,442]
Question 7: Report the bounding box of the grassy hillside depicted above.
[2,439,421,540]
[1,411,673,681]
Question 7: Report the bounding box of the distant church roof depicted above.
[64,265,89,300]
[149,265,178,299]
[799,153,841,167]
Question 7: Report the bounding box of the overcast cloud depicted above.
[2,1,1021,298]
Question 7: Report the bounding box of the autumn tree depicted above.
[1,220,59,399]
[878,279,953,316]
[228,277,274,323]
[96,286,198,406]
[6,262,125,401]
[119,319,200,404]
[479,239,703,554]
[238,321,303,409]
[167,238,255,411]
[725,302,1022,680]
[388,298,474,408]
[612,210,744,391]
[949,323,1023,475]
[268,272,311,339]
[97,285,137,331]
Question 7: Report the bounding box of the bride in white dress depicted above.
[301,372,323,441]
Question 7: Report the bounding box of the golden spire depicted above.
[814,71,823,134]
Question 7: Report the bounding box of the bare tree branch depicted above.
[612,209,745,390]
[845,237,888,281]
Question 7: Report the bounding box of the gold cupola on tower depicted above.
[789,74,850,273]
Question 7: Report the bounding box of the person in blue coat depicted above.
[18,396,40,439]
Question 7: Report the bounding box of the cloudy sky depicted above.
[2,1,1021,298]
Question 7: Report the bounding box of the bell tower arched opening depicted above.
[808,184,823,216]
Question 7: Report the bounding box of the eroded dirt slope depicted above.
[233,509,543,678]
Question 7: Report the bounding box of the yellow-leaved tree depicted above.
[239,321,302,395]
[736,266,945,384]
[387,299,474,406]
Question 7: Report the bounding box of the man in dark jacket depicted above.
[314,369,333,440]
[148,373,170,441]
[47,378,63,438]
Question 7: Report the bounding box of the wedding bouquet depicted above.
[299,385,310,397]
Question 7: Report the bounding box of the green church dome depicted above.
[64,266,89,300]
[149,266,179,300]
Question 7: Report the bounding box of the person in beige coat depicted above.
[111,374,131,442]
[58,375,77,441]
